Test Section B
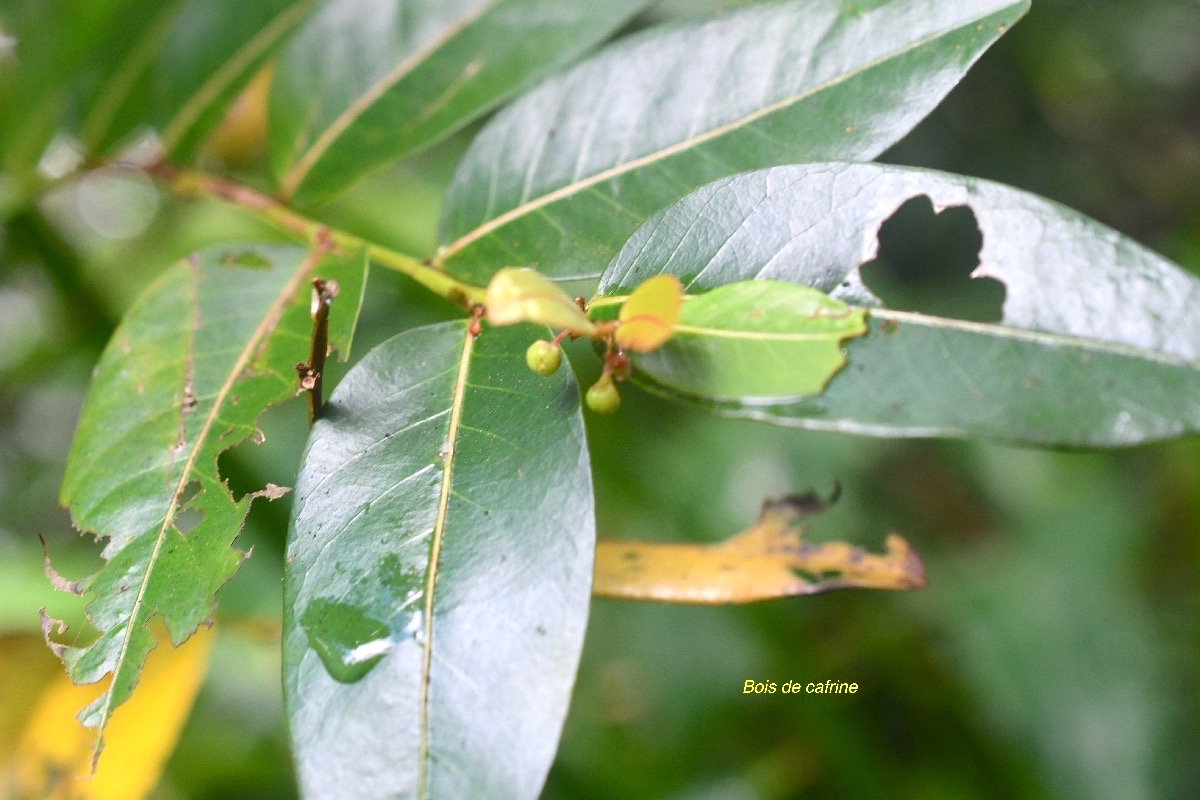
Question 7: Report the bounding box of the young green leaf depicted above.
[615,273,682,353]
[285,322,594,800]
[485,266,597,335]
[269,0,649,208]
[437,0,1029,284]
[598,163,1200,446]
[54,243,366,764]
[631,280,867,402]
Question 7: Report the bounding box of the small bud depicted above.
[525,340,561,376]
[585,375,621,414]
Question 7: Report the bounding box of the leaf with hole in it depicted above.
[594,493,925,604]
[598,162,1200,446]
[626,280,866,400]
[615,274,682,353]
[485,266,597,335]
[437,0,1029,284]
[284,321,593,800]
[54,243,366,764]
[269,0,649,208]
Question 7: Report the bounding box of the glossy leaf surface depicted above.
[631,280,867,401]
[437,0,1029,283]
[270,0,647,207]
[285,322,594,800]
[599,163,1200,445]
[55,243,366,761]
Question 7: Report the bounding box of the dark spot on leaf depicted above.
[880,319,900,334]
[860,196,1004,322]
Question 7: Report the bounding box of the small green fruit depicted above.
[586,376,621,414]
[525,340,561,376]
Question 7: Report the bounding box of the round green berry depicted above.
[585,376,621,414]
[525,340,561,376]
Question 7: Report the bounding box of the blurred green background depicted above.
[1,0,1197,798]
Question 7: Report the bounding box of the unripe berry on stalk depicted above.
[525,340,561,376]
[585,375,620,414]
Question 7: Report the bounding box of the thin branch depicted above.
[146,162,487,310]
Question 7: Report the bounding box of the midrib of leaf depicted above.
[871,308,1197,367]
[160,0,319,153]
[278,0,500,199]
[89,249,318,758]
[417,324,474,800]
[436,12,1009,262]
[673,322,857,342]
[79,3,183,152]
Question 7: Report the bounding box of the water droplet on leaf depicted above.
[301,599,403,683]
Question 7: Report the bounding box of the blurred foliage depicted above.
[0,0,1196,798]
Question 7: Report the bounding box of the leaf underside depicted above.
[54,243,366,761]
[284,321,594,800]
[437,0,1029,284]
[598,163,1200,446]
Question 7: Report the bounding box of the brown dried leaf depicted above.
[593,493,926,604]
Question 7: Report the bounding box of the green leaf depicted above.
[68,0,184,157]
[72,0,316,160]
[270,0,648,208]
[151,0,318,161]
[0,0,135,178]
[628,281,867,402]
[54,243,367,761]
[598,163,1200,446]
[436,0,1029,284]
[284,321,594,800]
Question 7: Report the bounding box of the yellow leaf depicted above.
[615,274,682,352]
[484,267,597,335]
[593,494,926,604]
[12,624,216,800]
[0,634,64,765]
